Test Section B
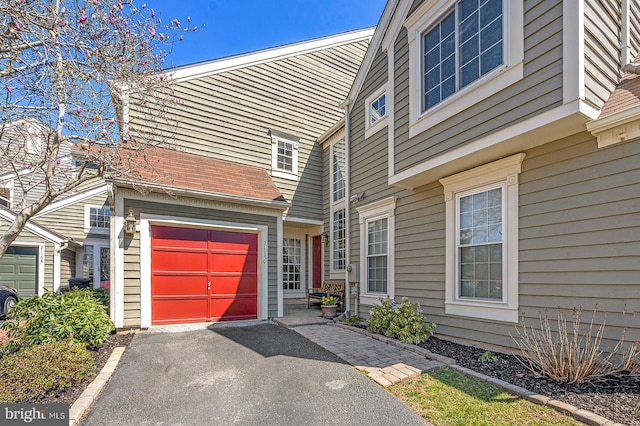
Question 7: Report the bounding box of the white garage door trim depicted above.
[138,214,270,328]
[4,242,45,297]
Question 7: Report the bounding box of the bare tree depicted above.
[0,0,194,255]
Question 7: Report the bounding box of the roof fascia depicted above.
[317,117,345,145]
[170,28,375,83]
[35,184,108,217]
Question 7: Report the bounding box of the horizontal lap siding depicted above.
[394,0,564,173]
[35,187,109,241]
[121,198,279,328]
[129,41,368,223]
[518,133,640,349]
[584,0,621,110]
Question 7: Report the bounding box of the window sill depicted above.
[445,301,518,323]
[271,170,298,181]
[365,115,389,139]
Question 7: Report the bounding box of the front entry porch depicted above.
[274,298,331,327]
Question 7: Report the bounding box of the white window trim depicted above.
[329,134,347,277]
[84,204,110,234]
[404,0,524,139]
[330,203,346,277]
[282,231,306,297]
[364,84,389,139]
[271,135,299,181]
[357,196,397,305]
[440,153,524,323]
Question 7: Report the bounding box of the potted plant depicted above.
[321,295,339,319]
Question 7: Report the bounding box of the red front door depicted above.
[151,226,258,325]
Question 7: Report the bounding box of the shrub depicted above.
[512,308,640,384]
[368,298,435,344]
[91,288,110,313]
[0,341,94,403]
[2,289,114,349]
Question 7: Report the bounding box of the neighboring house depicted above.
[106,29,373,328]
[326,0,640,349]
[0,118,109,296]
[0,205,77,298]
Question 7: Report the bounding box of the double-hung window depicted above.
[330,136,346,274]
[440,153,524,322]
[404,0,523,137]
[271,134,299,180]
[357,196,396,304]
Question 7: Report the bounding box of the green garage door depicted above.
[0,246,38,298]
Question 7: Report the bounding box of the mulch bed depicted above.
[418,336,640,425]
[35,333,134,405]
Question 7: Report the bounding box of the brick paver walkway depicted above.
[294,324,445,387]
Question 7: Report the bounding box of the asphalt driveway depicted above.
[82,323,426,426]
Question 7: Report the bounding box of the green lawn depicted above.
[388,368,582,426]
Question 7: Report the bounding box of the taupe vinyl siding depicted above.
[518,133,640,347]
[394,0,564,174]
[35,190,109,241]
[121,198,279,328]
[60,248,76,291]
[584,0,622,109]
[129,40,369,223]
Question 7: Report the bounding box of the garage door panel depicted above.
[151,298,208,324]
[209,253,258,273]
[209,295,257,321]
[209,231,258,248]
[152,226,208,247]
[152,250,207,272]
[152,275,207,297]
[211,275,257,295]
[0,246,38,298]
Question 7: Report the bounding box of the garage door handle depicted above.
[207,282,211,290]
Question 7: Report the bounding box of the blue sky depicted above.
[147,0,388,68]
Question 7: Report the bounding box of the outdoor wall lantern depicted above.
[321,232,329,245]
[125,209,137,235]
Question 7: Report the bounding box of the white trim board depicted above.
[171,28,375,83]
[36,184,108,216]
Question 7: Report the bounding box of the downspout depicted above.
[621,0,631,67]
[341,98,354,317]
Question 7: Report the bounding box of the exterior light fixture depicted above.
[321,232,329,245]
[125,209,137,235]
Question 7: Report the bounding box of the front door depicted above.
[283,236,305,298]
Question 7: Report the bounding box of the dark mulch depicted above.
[35,333,134,405]
[418,336,640,426]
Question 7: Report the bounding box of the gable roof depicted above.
[170,28,375,83]
[88,145,288,209]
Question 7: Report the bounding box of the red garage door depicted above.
[151,226,258,325]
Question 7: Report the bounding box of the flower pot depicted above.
[321,305,338,319]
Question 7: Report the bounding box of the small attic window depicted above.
[269,130,299,181]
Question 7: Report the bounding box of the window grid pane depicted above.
[277,140,293,171]
[332,139,345,202]
[283,238,302,290]
[370,94,386,124]
[458,187,503,301]
[422,0,503,110]
[332,209,346,270]
[367,217,388,294]
[90,208,110,228]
